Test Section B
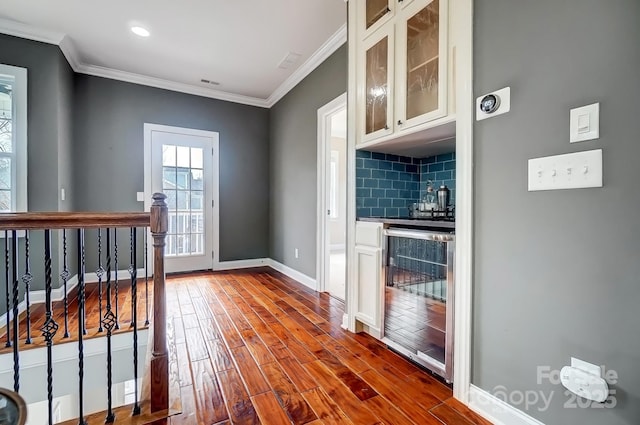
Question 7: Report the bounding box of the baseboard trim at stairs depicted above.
[266,259,317,291]
[468,384,546,425]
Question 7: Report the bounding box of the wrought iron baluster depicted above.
[114,229,120,330]
[103,229,116,423]
[4,230,10,348]
[11,229,19,392]
[61,229,70,338]
[77,228,87,425]
[96,229,105,333]
[22,230,32,344]
[144,230,149,326]
[129,227,140,415]
[41,230,59,425]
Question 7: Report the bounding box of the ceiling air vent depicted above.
[278,52,302,70]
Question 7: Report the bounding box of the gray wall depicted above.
[0,35,74,311]
[473,1,640,424]
[269,44,347,278]
[73,75,270,265]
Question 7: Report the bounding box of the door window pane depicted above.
[176,146,190,168]
[162,144,208,258]
[162,145,176,166]
[190,169,203,190]
[191,148,203,169]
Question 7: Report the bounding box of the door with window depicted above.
[145,124,219,273]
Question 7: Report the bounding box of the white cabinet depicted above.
[354,222,384,333]
[354,0,453,147]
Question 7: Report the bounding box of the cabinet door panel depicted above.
[396,0,448,129]
[359,0,394,38]
[366,0,391,29]
[355,246,382,329]
[360,28,394,144]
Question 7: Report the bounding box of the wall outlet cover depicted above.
[136,192,144,202]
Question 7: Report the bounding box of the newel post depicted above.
[150,192,169,412]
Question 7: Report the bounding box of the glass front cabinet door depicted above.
[396,0,448,129]
[361,27,395,143]
[362,0,394,36]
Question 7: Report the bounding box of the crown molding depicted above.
[75,63,270,108]
[0,17,65,45]
[265,23,347,107]
[0,18,346,109]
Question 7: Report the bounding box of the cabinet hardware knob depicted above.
[386,7,391,12]
[384,124,390,130]
[397,120,403,125]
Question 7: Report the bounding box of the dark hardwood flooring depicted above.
[4,267,491,424]
[164,268,491,425]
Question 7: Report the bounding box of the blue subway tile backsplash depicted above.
[356,150,456,218]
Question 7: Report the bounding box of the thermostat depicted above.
[477,87,511,121]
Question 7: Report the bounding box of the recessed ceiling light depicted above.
[131,26,150,37]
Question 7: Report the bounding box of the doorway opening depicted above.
[317,93,347,301]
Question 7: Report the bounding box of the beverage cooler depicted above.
[382,228,455,382]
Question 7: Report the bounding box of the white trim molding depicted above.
[267,24,347,106]
[316,93,347,294]
[469,385,546,425]
[0,18,347,109]
[453,0,475,403]
[266,259,317,291]
[215,258,269,271]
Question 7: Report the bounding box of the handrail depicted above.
[0,193,169,421]
[0,212,150,230]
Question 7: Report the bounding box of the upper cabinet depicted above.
[355,0,453,147]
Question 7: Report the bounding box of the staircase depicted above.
[0,193,171,424]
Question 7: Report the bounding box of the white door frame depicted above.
[345,0,474,404]
[316,93,347,294]
[143,123,220,271]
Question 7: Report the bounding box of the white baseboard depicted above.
[266,259,317,291]
[215,258,269,270]
[468,384,545,425]
[341,314,349,330]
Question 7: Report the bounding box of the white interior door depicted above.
[145,124,219,273]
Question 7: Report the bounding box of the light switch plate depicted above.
[528,149,603,191]
[570,103,599,143]
[136,191,144,202]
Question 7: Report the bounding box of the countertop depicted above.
[358,217,455,230]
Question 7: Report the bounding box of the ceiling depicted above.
[0,0,347,107]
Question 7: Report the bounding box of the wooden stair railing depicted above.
[0,192,169,424]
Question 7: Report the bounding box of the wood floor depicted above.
[0,278,151,354]
[163,268,491,425]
